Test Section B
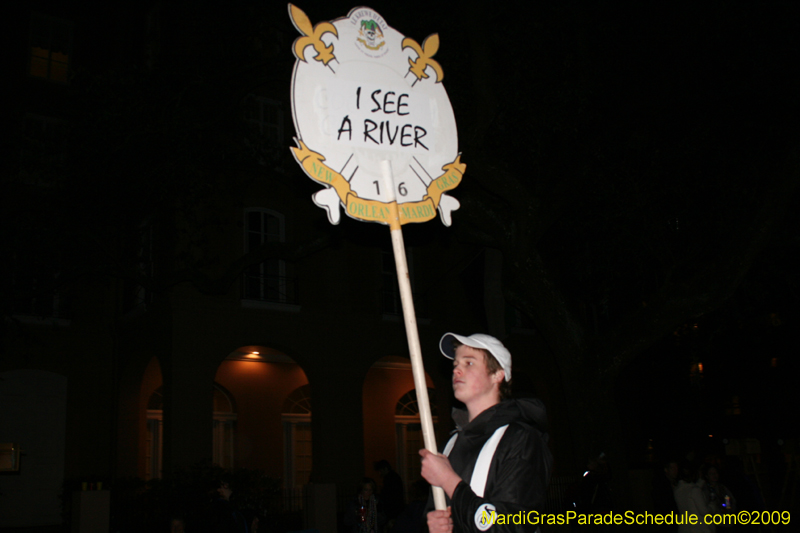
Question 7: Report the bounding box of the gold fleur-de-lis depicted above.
[289,4,338,66]
[402,34,444,83]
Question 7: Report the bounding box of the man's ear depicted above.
[493,370,505,384]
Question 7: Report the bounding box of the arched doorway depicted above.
[140,347,311,492]
[362,356,436,499]
[213,346,309,480]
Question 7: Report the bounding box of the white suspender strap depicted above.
[470,424,509,497]
[443,433,458,457]
[442,425,510,497]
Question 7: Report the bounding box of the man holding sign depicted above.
[287,7,547,522]
[420,333,552,533]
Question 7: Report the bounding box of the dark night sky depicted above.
[283,1,800,466]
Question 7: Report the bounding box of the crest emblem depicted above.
[350,8,388,58]
[358,19,385,52]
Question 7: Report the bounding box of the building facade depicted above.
[1,2,561,528]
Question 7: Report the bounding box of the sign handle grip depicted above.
[381,161,447,511]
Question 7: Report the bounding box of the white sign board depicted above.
[289,5,464,227]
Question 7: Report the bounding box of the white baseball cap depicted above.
[439,333,512,381]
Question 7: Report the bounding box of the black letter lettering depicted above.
[397,94,409,115]
[386,121,399,144]
[400,124,413,146]
[337,116,352,141]
[413,126,428,150]
[356,87,361,109]
[364,119,379,144]
[383,91,396,114]
[371,90,382,112]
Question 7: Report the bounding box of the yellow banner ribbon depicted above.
[291,140,465,228]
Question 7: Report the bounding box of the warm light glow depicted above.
[709,434,713,438]
[30,47,69,82]
[30,48,49,78]
[698,362,704,374]
[252,351,259,355]
[245,353,261,359]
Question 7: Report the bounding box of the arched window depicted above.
[213,384,236,469]
[242,208,296,304]
[395,388,437,499]
[282,384,312,505]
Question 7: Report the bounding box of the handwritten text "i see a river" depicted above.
[335,86,430,150]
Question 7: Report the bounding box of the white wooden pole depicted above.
[381,160,447,510]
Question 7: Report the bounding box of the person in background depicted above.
[241,509,262,533]
[674,463,716,533]
[700,464,737,515]
[375,459,405,526]
[345,478,387,533]
[170,515,187,533]
[652,459,680,532]
[390,479,430,533]
[209,477,248,533]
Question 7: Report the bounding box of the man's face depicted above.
[218,481,232,500]
[452,345,502,407]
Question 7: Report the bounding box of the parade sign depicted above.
[289,5,464,228]
[289,5,456,510]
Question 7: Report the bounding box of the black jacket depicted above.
[433,398,552,533]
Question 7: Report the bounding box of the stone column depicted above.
[161,349,215,473]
